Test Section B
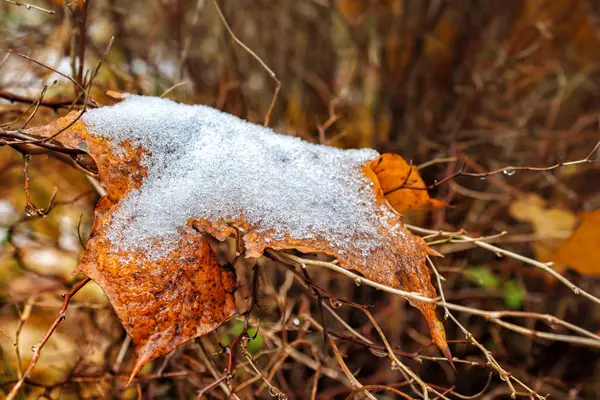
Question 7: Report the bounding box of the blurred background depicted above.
[1,0,600,398]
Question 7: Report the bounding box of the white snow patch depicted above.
[82,95,396,261]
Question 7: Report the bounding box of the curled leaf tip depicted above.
[426,247,444,258]
[127,357,146,386]
[428,315,454,370]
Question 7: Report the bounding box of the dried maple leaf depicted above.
[27,95,450,376]
[370,153,445,214]
[27,114,237,378]
[552,210,600,275]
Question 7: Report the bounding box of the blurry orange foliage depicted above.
[552,210,600,276]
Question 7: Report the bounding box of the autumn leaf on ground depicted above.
[552,210,600,275]
[509,193,577,261]
[27,95,450,376]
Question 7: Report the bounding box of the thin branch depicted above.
[19,85,49,129]
[1,37,113,157]
[327,336,377,400]
[6,277,91,400]
[408,224,600,307]
[270,251,600,348]
[0,50,93,103]
[213,0,280,127]
[160,81,190,98]
[428,255,545,399]
[385,140,600,195]
[3,0,55,14]
[0,90,87,111]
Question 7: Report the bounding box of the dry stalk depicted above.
[213,0,280,127]
[272,250,600,348]
[6,277,91,400]
[3,0,55,14]
[427,255,547,400]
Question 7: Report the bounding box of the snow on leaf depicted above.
[27,95,450,375]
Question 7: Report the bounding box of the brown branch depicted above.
[328,336,377,400]
[0,37,114,168]
[197,373,228,399]
[0,50,94,103]
[0,129,86,156]
[6,277,91,400]
[347,384,414,400]
[3,0,55,14]
[75,1,90,87]
[385,140,600,195]
[0,90,87,111]
[19,85,48,130]
[226,263,260,375]
[213,0,280,127]
[317,97,341,144]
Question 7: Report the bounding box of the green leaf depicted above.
[245,326,263,356]
[503,280,524,310]
[465,267,500,289]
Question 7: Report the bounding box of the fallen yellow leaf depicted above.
[509,193,577,261]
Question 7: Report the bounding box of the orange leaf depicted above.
[370,153,445,214]
[27,95,451,375]
[552,210,600,275]
[27,116,236,380]
[335,0,369,24]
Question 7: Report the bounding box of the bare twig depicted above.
[385,140,600,195]
[213,0,281,127]
[3,0,55,14]
[427,255,545,399]
[14,296,37,379]
[160,81,190,98]
[0,50,93,102]
[409,224,600,307]
[270,251,600,348]
[6,277,91,400]
[0,90,87,111]
[327,336,377,400]
[1,37,113,156]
